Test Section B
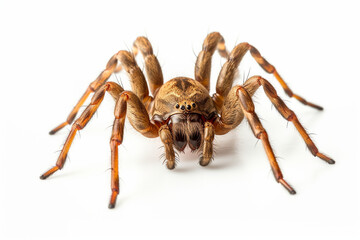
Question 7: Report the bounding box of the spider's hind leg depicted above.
[214,42,324,111]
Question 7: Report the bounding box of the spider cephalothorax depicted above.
[152,77,217,156]
[41,32,334,209]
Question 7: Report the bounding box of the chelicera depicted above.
[40,32,334,208]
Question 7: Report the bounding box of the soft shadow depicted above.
[110,195,129,210]
[171,166,193,173]
[213,131,240,157]
[206,158,237,170]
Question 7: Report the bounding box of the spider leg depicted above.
[49,55,119,134]
[133,36,164,96]
[237,86,296,194]
[213,85,246,135]
[109,91,159,208]
[195,32,229,91]
[200,122,215,166]
[243,76,334,164]
[50,36,163,135]
[159,125,176,169]
[214,42,323,110]
[40,82,124,179]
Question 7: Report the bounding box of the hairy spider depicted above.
[40,32,334,208]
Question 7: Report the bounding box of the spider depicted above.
[40,32,334,209]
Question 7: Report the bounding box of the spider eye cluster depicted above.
[175,101,196,111]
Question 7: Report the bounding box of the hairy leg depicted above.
[195,32,229,91]
[50,36,162,135]
[40,82,124,179]
[214,42,323,110]
[159,125,176,170]
[243,76,334,164]
[133,36,164,96]
[215,85,296,193]
[199,122,215,166]
[213,84,246,135]
[236,86,295,193]
[49,55,119,134]
[108,91,159,208]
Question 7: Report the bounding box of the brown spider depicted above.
[40,32,335,209]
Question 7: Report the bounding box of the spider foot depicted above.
[278,178,296,195]
[108,191,118,209]
[40,166,59,180]
[166,160,176,170]
[199,157,211,167]
[49,122,68,135]
[317,153,335,164]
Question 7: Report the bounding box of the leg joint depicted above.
[259,78,278,98]
[110,137,122,146]
[286,111,296,121]
[236,86,255,113]
[256,129,268,139]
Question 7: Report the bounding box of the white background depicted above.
[0,0,359,239]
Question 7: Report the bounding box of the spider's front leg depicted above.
[48,55,119,134]
[41,84,159,209]
[213,86,295,194]
[40,82,124,179]
[235,87,296,193]
[215,80,334,193]
[50,36,163,134]
[109,91,159,208]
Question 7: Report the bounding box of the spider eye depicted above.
[192,103,196,108]
[175,104,180,109]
